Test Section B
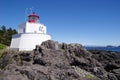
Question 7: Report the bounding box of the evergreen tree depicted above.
[0,26,17,46]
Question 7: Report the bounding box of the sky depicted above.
[0,0,120,46]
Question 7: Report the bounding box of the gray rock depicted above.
[0,40,120,80]
[41,40,60,50]
[108,73,118,80]
[111,69,120,80]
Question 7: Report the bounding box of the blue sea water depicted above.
[85,47,120,52]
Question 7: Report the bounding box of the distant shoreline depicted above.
[85,46,120,52]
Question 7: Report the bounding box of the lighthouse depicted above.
[10,12,51,51]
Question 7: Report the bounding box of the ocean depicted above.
[85,47,120,52]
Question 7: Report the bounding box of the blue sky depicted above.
[0,0,120,46]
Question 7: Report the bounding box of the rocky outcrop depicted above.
[0,40,120,80]
[90,50,120,80]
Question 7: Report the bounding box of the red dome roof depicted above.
[28,12,39,18]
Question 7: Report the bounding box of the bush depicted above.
[0,43,7,50]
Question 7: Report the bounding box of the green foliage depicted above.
[0,43,7,59]
[0,25,17,46]
[0,43,7,50]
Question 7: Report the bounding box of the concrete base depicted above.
[10,33,51,51]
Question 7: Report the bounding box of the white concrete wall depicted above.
[10,34,21,49]
[10,33,51,51]
[26,22,46,34]
[18,22,47,34]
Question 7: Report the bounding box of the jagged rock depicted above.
[0,64,29,80]
[108,73,118,80]
[19,52,33,62]
[90,50,120,71]
[90,50,120,79]
[33,54,46,65]
[41,40,60,50]
[111,69,120,80]
[0,40,120,80]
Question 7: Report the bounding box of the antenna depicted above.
[30,7,34,13]
[25,8,28,21]
[25,7,34,22]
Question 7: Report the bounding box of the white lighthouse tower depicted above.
[10,12,51,51]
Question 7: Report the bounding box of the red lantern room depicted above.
[28,12,40,23]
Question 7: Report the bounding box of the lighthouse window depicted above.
[29,17,32,20]
[23,28,25,33]
[29,17,37,20]
[31,17,35,20]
